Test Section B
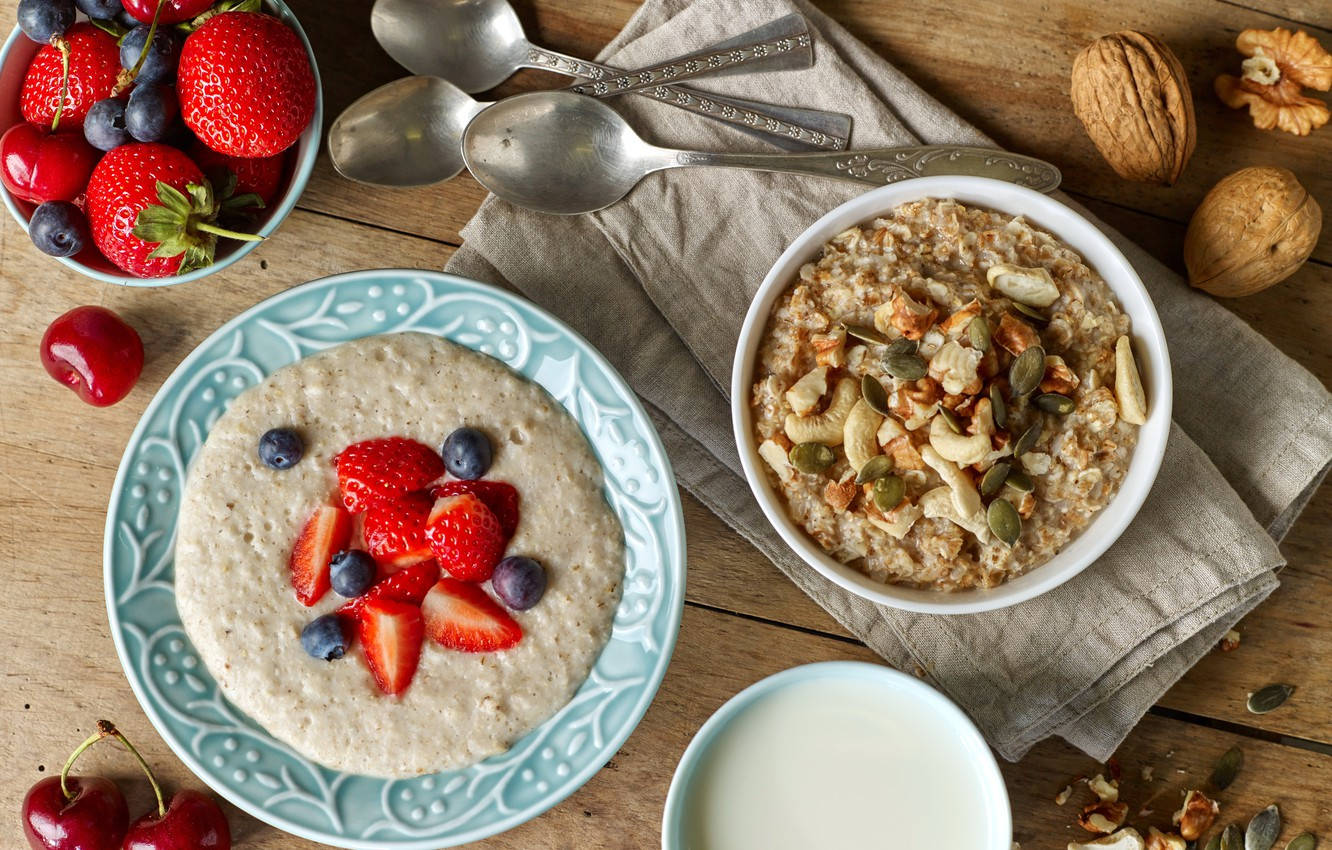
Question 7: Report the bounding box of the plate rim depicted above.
[102,268,687,848]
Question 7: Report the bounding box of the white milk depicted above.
[681,677,1002,849]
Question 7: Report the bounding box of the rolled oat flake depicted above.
[1246,805,1281,850]
[789,442,835,474]
[1247,683,1295,714]
[1009,345,1046,397]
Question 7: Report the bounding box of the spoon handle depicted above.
[673,145,1063,193]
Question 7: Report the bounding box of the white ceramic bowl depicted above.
[731,177,1171,614]
[661,662,1012,850]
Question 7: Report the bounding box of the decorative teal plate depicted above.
[103,270,686,848]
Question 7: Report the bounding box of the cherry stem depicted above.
[59,720,166,818]
[195,221,264,242]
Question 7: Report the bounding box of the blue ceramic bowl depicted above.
[0,0,322,286]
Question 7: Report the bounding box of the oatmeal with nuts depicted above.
[751,198,1148,591]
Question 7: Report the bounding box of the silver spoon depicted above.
[462,92,1063,215]
[370,0,852,151]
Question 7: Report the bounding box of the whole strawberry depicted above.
[177,12,316,158]
[190,141,286,209]
[20,23,121,130]
[85,143,260,277]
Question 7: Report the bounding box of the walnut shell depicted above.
[1071,32,1196,185]
[1184,166,1322,297]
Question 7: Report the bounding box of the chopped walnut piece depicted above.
[1079,800,1129,834]
[939,299,983,337]
[994,312,1040,355]
[883,434,926,470]
[1088,774,1119,803]
[885,287,939,340]
[1219,629,1241,652]
[824,473,858,512]
[1016,491,1036,518]
[1215,28,1332,135]
[812,327,847,367]
[1172,789,1218,840]
[1143,827,1186,850]
[889,377,943,430]
[1040,354,1081,394]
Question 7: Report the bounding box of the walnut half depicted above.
[1215,28,1332,135]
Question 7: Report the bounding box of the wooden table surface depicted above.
[3,0,1331,846]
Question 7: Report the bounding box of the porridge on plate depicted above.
[750,198,1148,591]
[176,332,625,776]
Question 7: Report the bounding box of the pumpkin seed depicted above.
[1207,745,1244,792]
[980,462,1010,497]
[1009,345,1046,397]
[1014,421,1041,457]
[843,322,891,345]
[1035,392,1075,415]
[990,384,1007,429]
[968,316,991,353]
[885,337,918,357]
[872,475,905,512]
[862,374,891,415]
[1222,824,1244,850]
[1206,836,1222,850]
[789,442,835,474]
[1285,833,1317,850]
[1247,805,1281,850]
[1247,683,1295,714]
[1013,302,1049,325]
[938,406,963,434]
[1005,470,1034,493]
[987,498,1021,546]
[855,455,894,485]
[884,351,928,381]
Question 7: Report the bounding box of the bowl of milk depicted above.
[662,662,1012,849]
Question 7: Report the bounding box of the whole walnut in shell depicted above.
[1071,32,1196,185]
[1184,166,1322,297]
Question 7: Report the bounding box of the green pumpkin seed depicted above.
[1005,470,1034,493]
[1013,302,1049,325]
[1207,745,1244,792]
[968,316,991,353]
[1206,836,1222,850]
[789,442,835,474]
[1009,345,1046,397]
[884,351,928,381]
[1014,421,1041,457]
[1035,392,1075,415]
[980,462,1010,497]
[885,337,918,357]
[1285,833,1317,850]
[938,406,963,434]
[842,322,891,345]
[1247,805,1281,850]
[990,384,1007,429]
[1247,683,1295,714]
[987,498,1021,546]
[862,374,891,415]
[1222,824,1244,850]
[872,475,905,512]
[855,455,894,485]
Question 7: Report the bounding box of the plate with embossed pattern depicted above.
[103,270,686,848]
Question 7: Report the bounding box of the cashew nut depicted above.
[919,486,990,543]
[1067,828,1145,850]
[1114,336,1148,425]
[866,500,922,539]
[986,263,1060,307]
[1088,774,1119,803]
[928,414,992,466]
[785,366,828,416]
[843,399,884,471]
[877,416,906,446]
[758,438,797,484]
[928,340,983,395]
[784,377,857,445]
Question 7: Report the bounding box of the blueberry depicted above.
[114,7,137,26]
[18,0,74,42]
[74,0,123,18]
[442,427,492,480]
[29,202,88,258]
[330,550,377,598]
[125,84,177,143]
[258,428,303,469]
[491,556,546,610]
[300,614,349,661]
[120,24,180,84]
[84,98,132,151]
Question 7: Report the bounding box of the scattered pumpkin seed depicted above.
[1005,470,1034,493]
[938,406,963,434]
[862,374,891,415]
[987,498,1021,545]
[1035,392,1075,415]
[1014,421,1041,457]
[885,337,918,356]
[1247,683,1295,714]
[843,322,891,345]
[1222,824,1243,850]
[1207,746,1244,792]
[1012,302,1049,324]
[1206,836,1222,850]
[884,351,928,381]
[1247,805,1281,850]
[990,384,1007,429]
[872,475,905,512]
[980,463,1010,497]
[1285,833,1317,850]
[789,442,835,474]
[1009,345,1046,397]
[968,316,991,353]
[855,455,894,485]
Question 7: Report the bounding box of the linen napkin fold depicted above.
[446,0,1332,761]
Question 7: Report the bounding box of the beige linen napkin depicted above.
[446,0,1332,760]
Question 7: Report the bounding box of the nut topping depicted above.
[1067,829,1145,850]
[995,312,1041,355]
[1215,28,1332,135]
[884,287,939,340]
[1079,800,1130,834]
[929,340,984,395]
[1172,789,1218,840]
[785,366,829,416]
[986,263,1061,307]
[785,377,858,445]
[1114,336,1148,425]
[843,399,885,472]
[1143,828,1186,850]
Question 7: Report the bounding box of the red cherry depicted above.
[122,0,215,24]
[40,306,144,407]
[22,775,129,850]
[1,123,101,204]
[122,790,230,850]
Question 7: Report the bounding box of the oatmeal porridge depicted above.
[750,198,1148,591]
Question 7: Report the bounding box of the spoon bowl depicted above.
[371,0,528,93]
[329,76,485,187]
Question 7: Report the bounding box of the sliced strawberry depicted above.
[424,493,506,582]
[356,598,424,696]
[339,560,441,619]
[363,491,433,568]
[289,505,352,606]
[421,578,522,653]
[431,480,520,539]
[334,438,445,513]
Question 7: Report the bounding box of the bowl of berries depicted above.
[0,0,322,285]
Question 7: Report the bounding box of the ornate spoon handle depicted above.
[672,144,1063,193]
